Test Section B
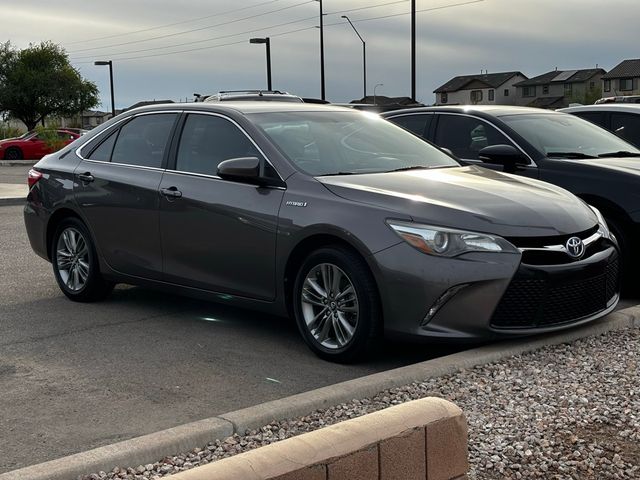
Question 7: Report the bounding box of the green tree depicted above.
[0,41,99,130]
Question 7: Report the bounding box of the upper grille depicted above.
[491,254,619,329]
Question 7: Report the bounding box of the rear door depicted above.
[74,112,178,280]
[159,112,285,300]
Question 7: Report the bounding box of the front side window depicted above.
[111,114,177,168]
[572,111,606,128]
[500,113,640,157]
[175,114,261,176]
[620,78,633,91]
[434,114,514,160]
[249,111,458,176]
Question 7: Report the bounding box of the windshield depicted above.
[500,113,640,158]
[249,111,459,175]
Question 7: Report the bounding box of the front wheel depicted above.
[293,246,381,363]
[4,147,23,160]
[52,218,114,302]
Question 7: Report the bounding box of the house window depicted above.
[470,90,483,103]
[620,78,633,91]
[542,85,549,95]
[522,86,535,97]
[441,93,448,104]
[488,90,495,101]
[564,83,573,96]
[504,89,509,97]
[604,79,611,92]
[589,81,595,90]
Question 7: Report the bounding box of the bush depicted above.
[0,123,24,140]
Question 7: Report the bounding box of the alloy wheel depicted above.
[56,227,90,292]
[300,263,359,349]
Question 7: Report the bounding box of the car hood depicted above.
[318,166,597,238]
[567,157,640,175]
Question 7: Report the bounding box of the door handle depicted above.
[77,172,94,183]
[160,186,182,199]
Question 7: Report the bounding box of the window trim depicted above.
[433,112,537,167]
[170,111,285,186]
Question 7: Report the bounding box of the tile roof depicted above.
[515,68,604,87]
[602,59,640,79]
[434,71,525,93]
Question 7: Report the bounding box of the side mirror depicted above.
[217,157,283,187]
[478,145,527,171]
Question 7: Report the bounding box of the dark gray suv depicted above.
[24,103,619,362]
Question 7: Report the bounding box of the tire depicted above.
[4,147,23,160]
[292,246,381,363]
[51,217,114,302]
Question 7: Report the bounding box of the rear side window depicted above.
[572,111,606,128]
[111,114,177,168]
[389,114,431,139]
[87,130,117,161]
[175,114,260,176]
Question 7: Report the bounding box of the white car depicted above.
[559,104,640,148]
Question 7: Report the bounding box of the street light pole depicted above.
[317,0,326,101]
[249,37,272,91]
[94,60,115,117]
[341,15,366,99]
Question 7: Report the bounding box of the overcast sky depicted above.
[4,0,639,110]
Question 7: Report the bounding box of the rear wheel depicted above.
[52,218,114,302]
[4,147,23,160]
[293,246,381,363]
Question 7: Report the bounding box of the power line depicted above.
[67,0,314,54]
[72,0,485,64]
[70,0,412,61]
[65,0,284,45]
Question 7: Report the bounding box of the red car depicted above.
[0,129,80,160]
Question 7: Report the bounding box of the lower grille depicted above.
[491,255,619,329]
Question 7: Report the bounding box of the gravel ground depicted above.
[82,327,639,480]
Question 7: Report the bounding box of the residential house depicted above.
[602,59,640,96]
[514,68,605,109]
[433,71,527,106]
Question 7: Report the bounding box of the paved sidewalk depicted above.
[0,183,27,205]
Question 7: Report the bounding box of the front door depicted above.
[159,113,285,300]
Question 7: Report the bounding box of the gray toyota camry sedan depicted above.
[24,103,620,362]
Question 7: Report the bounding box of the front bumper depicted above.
[373,240,620,340]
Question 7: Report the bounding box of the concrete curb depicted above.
[0,160,37,167]
[0,197,25,206]
[2,306,639,480]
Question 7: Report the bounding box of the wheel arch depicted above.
[45,207,86,260]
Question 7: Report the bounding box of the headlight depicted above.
[588,205,610,239]
[387,220,518,257]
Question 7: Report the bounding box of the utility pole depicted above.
[318,0,326,100]
[342,15,366,99]
[411,0,416,101]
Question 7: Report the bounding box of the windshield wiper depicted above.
[385,165,431,173]
[547,152,597,159]
[597,151,640,158]
[317,171,358,177]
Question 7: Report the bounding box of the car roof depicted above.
[122,101,357,115]
[559,104,640,114]
[381,105,562,118]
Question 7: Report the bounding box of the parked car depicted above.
[560,104,640,148]
[594,95,640,104]
[0,129,80,160]
[25,103,619,362]
[199,90,303,103]
[382,106,640,283]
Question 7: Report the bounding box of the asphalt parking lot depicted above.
[0,204,462,473]
[0,164,31,184]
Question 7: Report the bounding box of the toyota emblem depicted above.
[565,236,585,259]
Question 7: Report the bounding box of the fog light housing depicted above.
[421,284,469,327]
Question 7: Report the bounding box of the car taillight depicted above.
[28,169,43,188]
